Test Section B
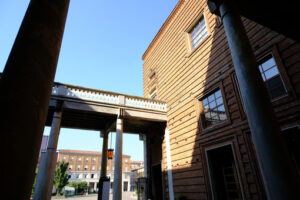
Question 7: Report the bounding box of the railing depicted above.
[52,83,167,112]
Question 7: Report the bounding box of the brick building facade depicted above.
[57,149,132,192]
[142,0,300,199]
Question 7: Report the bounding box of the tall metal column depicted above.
[98,131,109,200]
[0,1,70,199]
[113,117,123,200]
[207,0,300,199]
[33,105,63,200]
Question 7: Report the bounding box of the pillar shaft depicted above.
[0,0,70,199]
[98,131,109,200]
[100,131,109,178]
[210,0,299,199]
[143,135,147,178]
[33,111,63,200]
[113,118,123,200]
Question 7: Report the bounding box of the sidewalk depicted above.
[51,192,137,200]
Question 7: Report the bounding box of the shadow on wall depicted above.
[157,16,280,200]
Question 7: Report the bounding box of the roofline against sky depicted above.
[142,0,184,61]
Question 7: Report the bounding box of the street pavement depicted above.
[51,192,137,200]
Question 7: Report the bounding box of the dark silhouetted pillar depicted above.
[207,0,300,199]
[98,130,109,200]
[0,0,70,199]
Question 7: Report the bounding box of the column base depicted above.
[98,176,110,200]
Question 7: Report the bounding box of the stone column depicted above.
[94,182,98,192]
[100,131,109,178]
[139,133,148,200]
[165,128,174,200]
[139,134,147,178]
[0,1,70,199]
[113,117,123,200]
[98,131,109,200]
[207,0,300,199]
[33,106,63,200]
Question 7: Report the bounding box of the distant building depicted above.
[57,149,131,192]
[130,166,144,191]
[129,160,144,170]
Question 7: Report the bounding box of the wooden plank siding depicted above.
[143,0,300,199]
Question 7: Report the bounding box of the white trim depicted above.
[165,128,174,200]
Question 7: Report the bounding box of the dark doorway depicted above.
[282,126,300,177]
[206,144,243,200]
[151,163,163,200]
[123,181,128,191]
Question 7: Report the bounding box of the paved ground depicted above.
[51,192,137,200]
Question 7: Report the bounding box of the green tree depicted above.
[54,161,69,194]
[68,181,88,194]
[31,167,38,197]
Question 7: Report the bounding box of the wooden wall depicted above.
[143,0,300,199]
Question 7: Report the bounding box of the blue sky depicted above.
[0,0,178,161]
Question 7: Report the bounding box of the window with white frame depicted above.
[69,165,72,170]
[78,157,81,161]
[62,156,66,161]
[189,16,208,50]
[84,165,88,170]
[85,157,89,162]
[77,165,80,170]
[200,89,227,127]
[92,166,95,171]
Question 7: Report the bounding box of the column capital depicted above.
[54,100,64,112]
[207,0,223,15]
[118,108,124,119]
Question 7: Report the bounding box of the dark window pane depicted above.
[267,75,282,88]
[266,76,286,98]
[270,85,286,99]
[259,55,287,100]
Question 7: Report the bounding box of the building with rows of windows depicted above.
[57,149,132,192]
[142,0,300,199]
